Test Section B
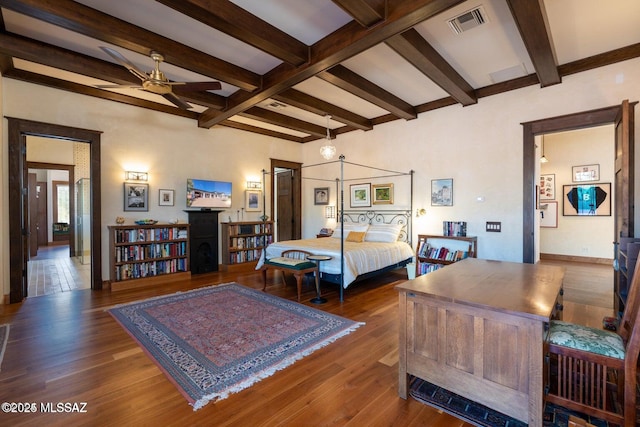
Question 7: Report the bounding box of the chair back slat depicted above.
[619,255,640,343]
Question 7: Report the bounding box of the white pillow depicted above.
[364,223,403,242]
[331,223,369,239]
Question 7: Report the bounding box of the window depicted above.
[53,181,69,224]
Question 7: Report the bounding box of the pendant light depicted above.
[320,115,336,160]
[540,136,549,163]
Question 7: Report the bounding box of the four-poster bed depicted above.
[257,156,415,301]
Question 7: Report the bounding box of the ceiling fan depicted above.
[97,46,222,109]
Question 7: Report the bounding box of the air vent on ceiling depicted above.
[267,101,287,109]
[447,6,487,35]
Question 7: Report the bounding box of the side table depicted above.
[306,255,332,304]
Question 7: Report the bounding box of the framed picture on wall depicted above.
[245,190,262,211]
[314,187,329,205]
[540,201,558,228]
[350,183,371,207]
[562,183,611,216]
[124,183,149,211]
[372,183,393,204]
[572,164,600,182]
[431,179,453,206]
[539,174,555,200]
[158,189,174,206]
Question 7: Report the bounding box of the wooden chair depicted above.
[260,250,317,302]
[546,255,640,426]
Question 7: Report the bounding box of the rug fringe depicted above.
[192,321,365,411]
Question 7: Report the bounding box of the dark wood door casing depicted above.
[521,101,636,263]
[8,118,102,303]
[269,158,301,242]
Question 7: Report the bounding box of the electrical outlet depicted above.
[486,221,501,232]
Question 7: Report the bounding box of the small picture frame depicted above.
[314,187,329,205]
[539,174,555,200]
[158,189,174,206]
[572,164,600,182]
[372,183,393,204]
[540,201,558,228]
[124,183,149,212]
[350,183,371,207]
[245,190,262,212]
[431,179,453,206]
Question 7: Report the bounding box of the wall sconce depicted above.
[246,181,262,189]
[325,205,336,219]
[416,208,426,217]
[125,171,148,181]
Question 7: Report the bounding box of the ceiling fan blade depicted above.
[163,92,192,110]
[176,81,222,91]
[96,84,143,89]
[100,46,148,81]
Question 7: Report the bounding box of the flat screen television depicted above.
[186,178,232,209]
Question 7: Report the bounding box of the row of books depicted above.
[416,262,445,275]
[443,221,467,237]
[227,223,272,236]
[229,248,263,264]
[417,241,469,261]
[115,242,188,263]
[114,258,188,281]
[231,235,273,249]
[114,227,188,243]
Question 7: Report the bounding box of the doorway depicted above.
[522,101,635,263]
[8,118,102,304]
[269,159,302,242]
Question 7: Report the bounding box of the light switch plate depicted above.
[486,221,501,232]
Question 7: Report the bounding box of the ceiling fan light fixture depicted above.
[320,115,336,160]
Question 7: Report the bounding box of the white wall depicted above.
[2,57,640,299]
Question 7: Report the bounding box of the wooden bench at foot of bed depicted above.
[260,250,318,302]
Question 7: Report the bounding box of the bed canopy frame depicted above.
[262,155,415,301]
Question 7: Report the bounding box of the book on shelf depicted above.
[443,221,467,237]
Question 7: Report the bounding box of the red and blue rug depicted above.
[109,283,363,410]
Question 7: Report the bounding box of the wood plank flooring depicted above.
[27,245,91,296]
[0,260,613,426]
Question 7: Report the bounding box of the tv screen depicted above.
[186,179,232,209]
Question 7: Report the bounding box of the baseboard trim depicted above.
[540,253,613,265]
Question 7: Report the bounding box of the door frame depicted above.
[8,118,102,303]
[269,158,302,241]
[521,102,635,263]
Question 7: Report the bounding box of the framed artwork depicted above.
[431,178,453,206]
[314,187,329,205]
[572,164,600,182]
[372,183,393,205]
[563,183,611,216]
[124,183,149,212]
[540,201,558,228]
[245,190,262,212]
[350,183,371,207]
[539,174,555,200]
[158,189,174,206]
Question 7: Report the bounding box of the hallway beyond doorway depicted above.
[27,245,91,296]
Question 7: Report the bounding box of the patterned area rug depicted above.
[109,283,363,410]
[409,377,612,427]
[0,323,9,372]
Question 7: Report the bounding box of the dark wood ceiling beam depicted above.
[155,0,308,66]
[0,0,261,91]
[0,53,13,73]
[221,120,305,143]
[318,65,416,120]
[240,107,332,139]
[386,29,476,106]
[198,0,466,128]
[558,42,640,77]
[272,88,372,131]
[331,0,386,27]
[3,68,199,119]
[506,0,560,87]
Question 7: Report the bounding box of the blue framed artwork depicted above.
[563,183,611,216]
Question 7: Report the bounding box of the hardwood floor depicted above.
[0,260,613,426]
[27,245,91,296]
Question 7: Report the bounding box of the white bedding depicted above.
[256,238,414,288]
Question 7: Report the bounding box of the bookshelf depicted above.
[221,221,274,272]
[108,223,191,291]
[415,234,477,276]
[615,237,640,317]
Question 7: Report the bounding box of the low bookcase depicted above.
[415,234,477,276]
[108,223,191,291]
